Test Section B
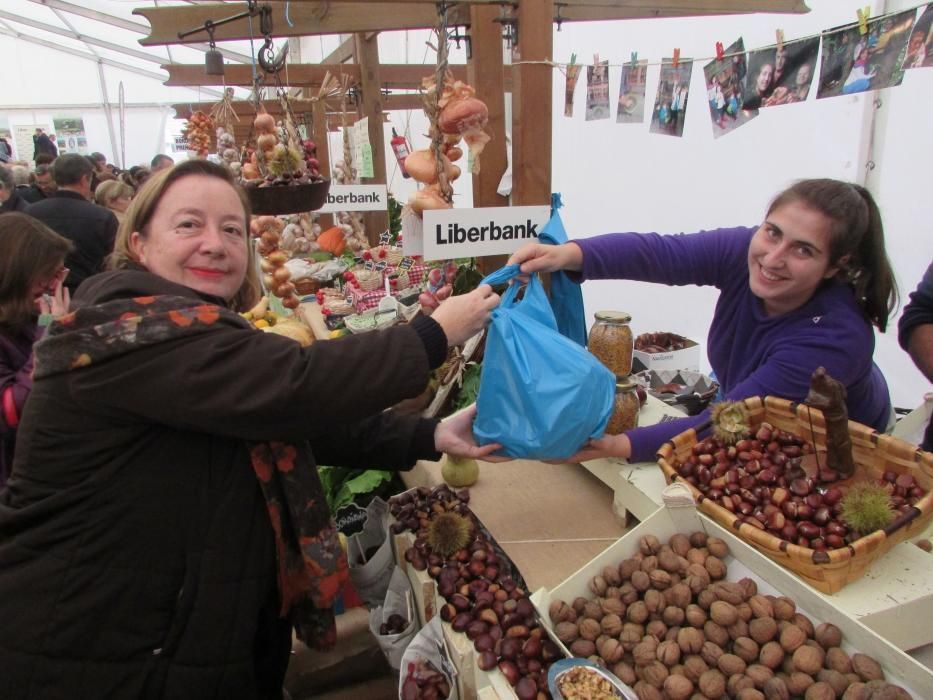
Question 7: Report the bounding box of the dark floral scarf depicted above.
[34,294,349,649]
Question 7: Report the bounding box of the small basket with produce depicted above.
[657,395,933,593]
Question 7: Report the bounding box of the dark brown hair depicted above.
[109,159,259,312]
[0,213,74,330]
[767,178,897,332]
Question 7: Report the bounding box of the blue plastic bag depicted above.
[472,264,615,460]
[538,194,587,347]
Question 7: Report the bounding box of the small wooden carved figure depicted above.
[805,366,856,479]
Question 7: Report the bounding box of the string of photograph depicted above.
[555,3,933,139]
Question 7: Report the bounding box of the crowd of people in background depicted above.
[0,148,175,487]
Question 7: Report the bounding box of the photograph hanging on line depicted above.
[817,9,917,99]
[649,58,693,138]
[585,60,611,120]
[761,37,821,107]
[703,38,756,138]
[616,60,648,123]
[564,62,582,117]
[743,46,778,110]
[904,4,933,69]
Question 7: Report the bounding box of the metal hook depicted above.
[555,3,564,32]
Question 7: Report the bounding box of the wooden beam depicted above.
[171,96,424,122]
[467,4,509,276]
[511,0,553,209]
[135,3,471,46]
[161,63,475,90]
[354,32,388,243]
[311,102,334,229]
[553,0,809,23]
[322,37,355,65]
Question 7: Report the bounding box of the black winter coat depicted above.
[26,191,119,294]
[0,270,444,699]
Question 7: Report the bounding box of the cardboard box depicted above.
[531,490,933,698]
[632,337,700,373]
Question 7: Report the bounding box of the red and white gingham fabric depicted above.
[348,263,428,311]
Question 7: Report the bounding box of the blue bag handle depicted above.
[480,264,556,330]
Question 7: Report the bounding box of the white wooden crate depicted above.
[530,495,933,698]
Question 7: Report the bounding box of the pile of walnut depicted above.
[547,532,911,700]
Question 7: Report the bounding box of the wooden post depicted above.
[354,32,389,244]
[511,0,553,208]
[312,101,334,230]
[467,5,509,276]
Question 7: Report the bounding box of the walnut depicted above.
[737,688,766,700]
[579,618,601,641]
[705,555,727,580]
[640,555,659,573]
[639,660,669,689]
[589,575,608,597]
[786,671,815,696]
[570,638,596,657]
[733,636,761,664]
[643,588,664,614]
[572,596,589,614]
[825,647,853,675]
[700,640,724,667]
[710,601,739,627]
[618,558,640,581]
[657,549,681,574]
[689,531,708,548]
[703,620,730,648]
[728,618,750,641]
[600,613,623,637]
[746,662,775,688]
[656,639,681,667]
[792,613,815,639]
[792,645,824,676]
[758,641,785,670]
[779,624,806,653]
[627,600,649,624]
[549,599,577,624]
[602,564,622,587]
[639,535,661,556]
[662,605,685,628]
[611,661,636,686]
[685,604,707,628]
[583,600,604,621]
[699,668,727,698]
[762,675,790,700]
[665,583,692,610]
[621,623,643,651]
[645,619,668,642]
[619,582,639,605]
[749,617,779,645]
[706,536,729,558]
[598,637,624,664]
[749,594,775,619]
[851,653,884,682]
[686,548,708,566]
[728,674,757,697]
[632,680,662,700]
[649,569,672,590]
[738,576,758,598]
[555,621,579,643]
[676,626,704,655]
[718,652,748,677]
[802,681,835,700]
[631,570,651,592]
[633,639,659,667]
[696,587,717,611]
[600,596,625,617]
[682,654,709,684]
[816,668,849,698]
[662,674,694,700]
[772,597,796,621]
[714,581,746,605]
[815,622,842,649]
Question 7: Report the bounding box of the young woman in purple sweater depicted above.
[0,213,72,485]
[508,179,897,463]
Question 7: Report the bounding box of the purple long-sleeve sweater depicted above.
[0,325,40,486]
[575,227,892,463]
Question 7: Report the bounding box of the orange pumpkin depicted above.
[317,226,346,256]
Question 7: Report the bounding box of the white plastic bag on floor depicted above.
[347,497,394,608]
[368,566,418,670]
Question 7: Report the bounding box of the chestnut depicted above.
[515,677,538,700]
[818,468,838,483]
[452,594,470,612]
[499,637,521,661]
[440,604,456,622]
[825,534,845,549]
[522,636,542,659]
[498,659,520,686]
[477,650,497,671]
[813,507,832,526]
[797,521,820,540]
[822,487,843,506]
[452,612,472,632]
[780,522,799,541]
[474,633,495,653]
[805,494,823,509]
[789,479,811,497]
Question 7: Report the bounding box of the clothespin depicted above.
[630,51,638,68]
[672,48,680,68]
[715,42,725,62]
[775,29,784,51]
[857,6,870,35]
[569,53,576,66]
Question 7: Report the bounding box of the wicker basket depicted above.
[354,269,383,292]
[368,245,404,266]
[657,396,933,594]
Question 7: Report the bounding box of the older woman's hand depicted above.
[431,284,499,347]
[434,404,511,462]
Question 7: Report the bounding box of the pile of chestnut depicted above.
[389,486,562,700]
[671,423,926,552]
[546,531,912,700]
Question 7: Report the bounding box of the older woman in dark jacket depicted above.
[0,160,500,699]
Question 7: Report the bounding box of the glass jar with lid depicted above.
[605,379,640,435]
[588,311,634,377]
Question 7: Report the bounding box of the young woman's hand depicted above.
[507,242,584,275]
[37,277,70,318]
[434,404,511,462]
[555,433,632,464]
[431,284,499,347]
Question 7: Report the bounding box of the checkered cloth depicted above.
[348,263,428,312]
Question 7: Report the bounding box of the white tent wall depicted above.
[544,0,932,411]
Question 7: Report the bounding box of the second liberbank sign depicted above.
[420,205,550,260]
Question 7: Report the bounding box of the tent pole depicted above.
[97,62,119,168]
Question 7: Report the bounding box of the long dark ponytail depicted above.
[767,179,897,332]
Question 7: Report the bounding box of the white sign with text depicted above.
[317,184,388,213]
[417,205,550,261]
